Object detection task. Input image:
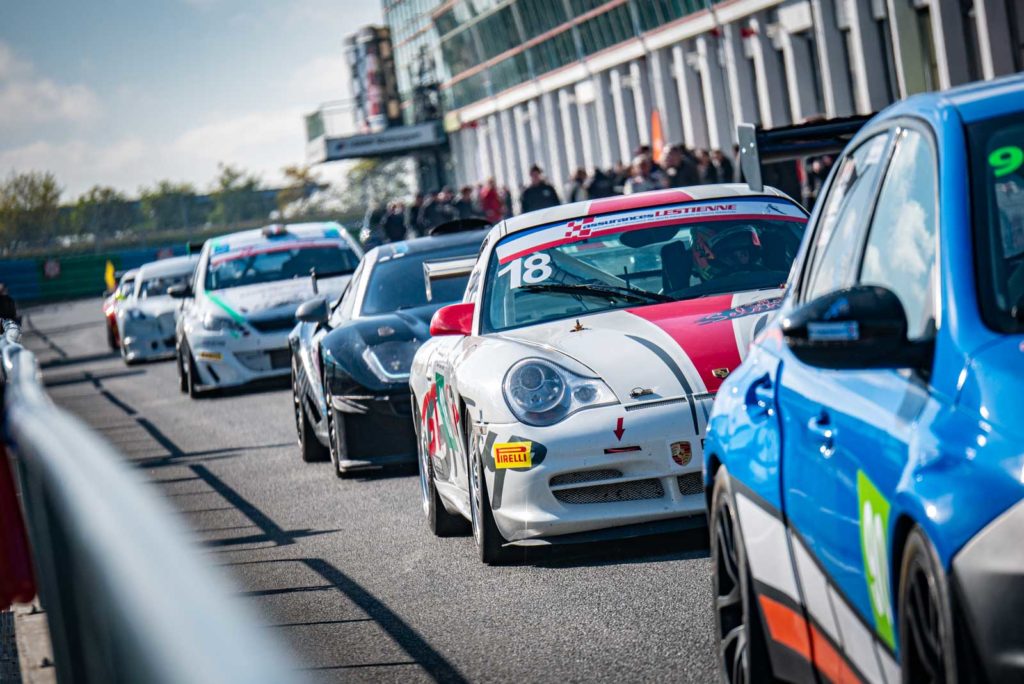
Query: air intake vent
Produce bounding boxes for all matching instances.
[550,469,622,487]
[553,478,664,504]
[677,473,703,497]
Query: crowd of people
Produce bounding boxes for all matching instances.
[361,142,833,246]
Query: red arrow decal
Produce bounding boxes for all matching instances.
[613,417,625,441]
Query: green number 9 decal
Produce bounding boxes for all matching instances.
[989,145,1023,178]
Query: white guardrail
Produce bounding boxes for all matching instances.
[0,334,303,684]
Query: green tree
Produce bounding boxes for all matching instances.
[209,164,268,226]
[139,181,207,231]
[275,164,323,215]
[340,158,409,214]
[70,185,139,236]
[0,171,62,250]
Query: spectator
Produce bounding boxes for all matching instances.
[453,185,478,219]
[500,186,513,218]
[801,156,832,208]
[380,201,408,242]
[585,168,617,199]
[479,178,504,224]
[624,154,665,194]
[712,149,735,186]
[519,165,560,214]
[611,161,630,194]
[696,149,716,184]
[662,144,699,187]
[418,188,459,232]
[564,168,589,203]
[406,193,427,236]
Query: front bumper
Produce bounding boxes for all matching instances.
[188,328,291,389]
[480,400,707,543]
[330,390,416,468]
[121,316,177,361]
[952,498,1024,684]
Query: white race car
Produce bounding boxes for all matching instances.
[173,223,362,397]
[411,186,808,563]
[118,255,198,364]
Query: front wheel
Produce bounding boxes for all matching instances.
[898,527,957,684]
[176,344,188,393]
[467,418,509,565]
[292,360,328,463]
[416,404,467,536]
[325,401,351,478]
[710,466,774,683]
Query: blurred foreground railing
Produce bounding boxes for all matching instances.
[0,337,302,683]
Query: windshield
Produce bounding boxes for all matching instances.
[970,114,1024,333]
[204,241,359,291]
[361,244,478,316]
[138,272,191,299]
[482,198,807,332]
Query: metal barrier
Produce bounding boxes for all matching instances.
[0,338,303,683]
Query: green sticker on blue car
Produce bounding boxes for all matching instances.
[858,470,895,650]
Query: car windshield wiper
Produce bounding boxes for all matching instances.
[520,283,673,304]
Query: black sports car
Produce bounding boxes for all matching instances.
[288,228,487,476]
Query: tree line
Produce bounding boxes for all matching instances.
[0,163,333,254]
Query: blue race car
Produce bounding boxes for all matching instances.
[704,74,1024,684]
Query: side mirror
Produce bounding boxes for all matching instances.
[430,302,474,337]
[782,285,932,370]
[295,297,329,325]
[167,284,192,299]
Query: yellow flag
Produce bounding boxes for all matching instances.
[104,260,116,292]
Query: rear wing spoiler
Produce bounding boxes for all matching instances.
[738,115,873,192]
[423,255,477,302]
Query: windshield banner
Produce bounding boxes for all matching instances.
[495,198,806,264]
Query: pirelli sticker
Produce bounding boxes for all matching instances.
[493,442,532,470]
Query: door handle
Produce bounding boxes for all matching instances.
[807,412,836,458]
[744,374,774,418]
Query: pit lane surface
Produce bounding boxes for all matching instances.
[22,298,717,683]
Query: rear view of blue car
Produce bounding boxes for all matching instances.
[704,75,1024,684]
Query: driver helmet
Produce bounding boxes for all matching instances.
[691,224,762,280]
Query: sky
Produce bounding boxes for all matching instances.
[0,0,383,200]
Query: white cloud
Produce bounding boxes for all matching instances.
[0,41,101,132]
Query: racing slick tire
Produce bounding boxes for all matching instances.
[415,404,468,537]
[325,404,353,478]
[710,466,774,684]
[183,343,202,399]
[292,362,329,464]
[898,527,957,684]
[176,344,188,393]
[106,321,118,350]
[466,416,509,565]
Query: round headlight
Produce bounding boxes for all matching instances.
[506,361,566,414]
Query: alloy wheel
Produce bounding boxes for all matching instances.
[714,491,749,683]
[904,559,944,682]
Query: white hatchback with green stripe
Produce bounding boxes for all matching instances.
[175,222,362,396]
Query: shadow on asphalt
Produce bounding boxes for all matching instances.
[521,527,710,568]
[190,377,291,400]
[222,557,470,683]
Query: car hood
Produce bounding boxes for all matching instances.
[205,275,351,318]
[960,335,1024,439]
[498,290,784,402]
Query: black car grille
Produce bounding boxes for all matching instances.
[248,315,297,333]
[550,469,623,486]
[269,349,291,369]
[553,478,665,504]
[677,473,703,496]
